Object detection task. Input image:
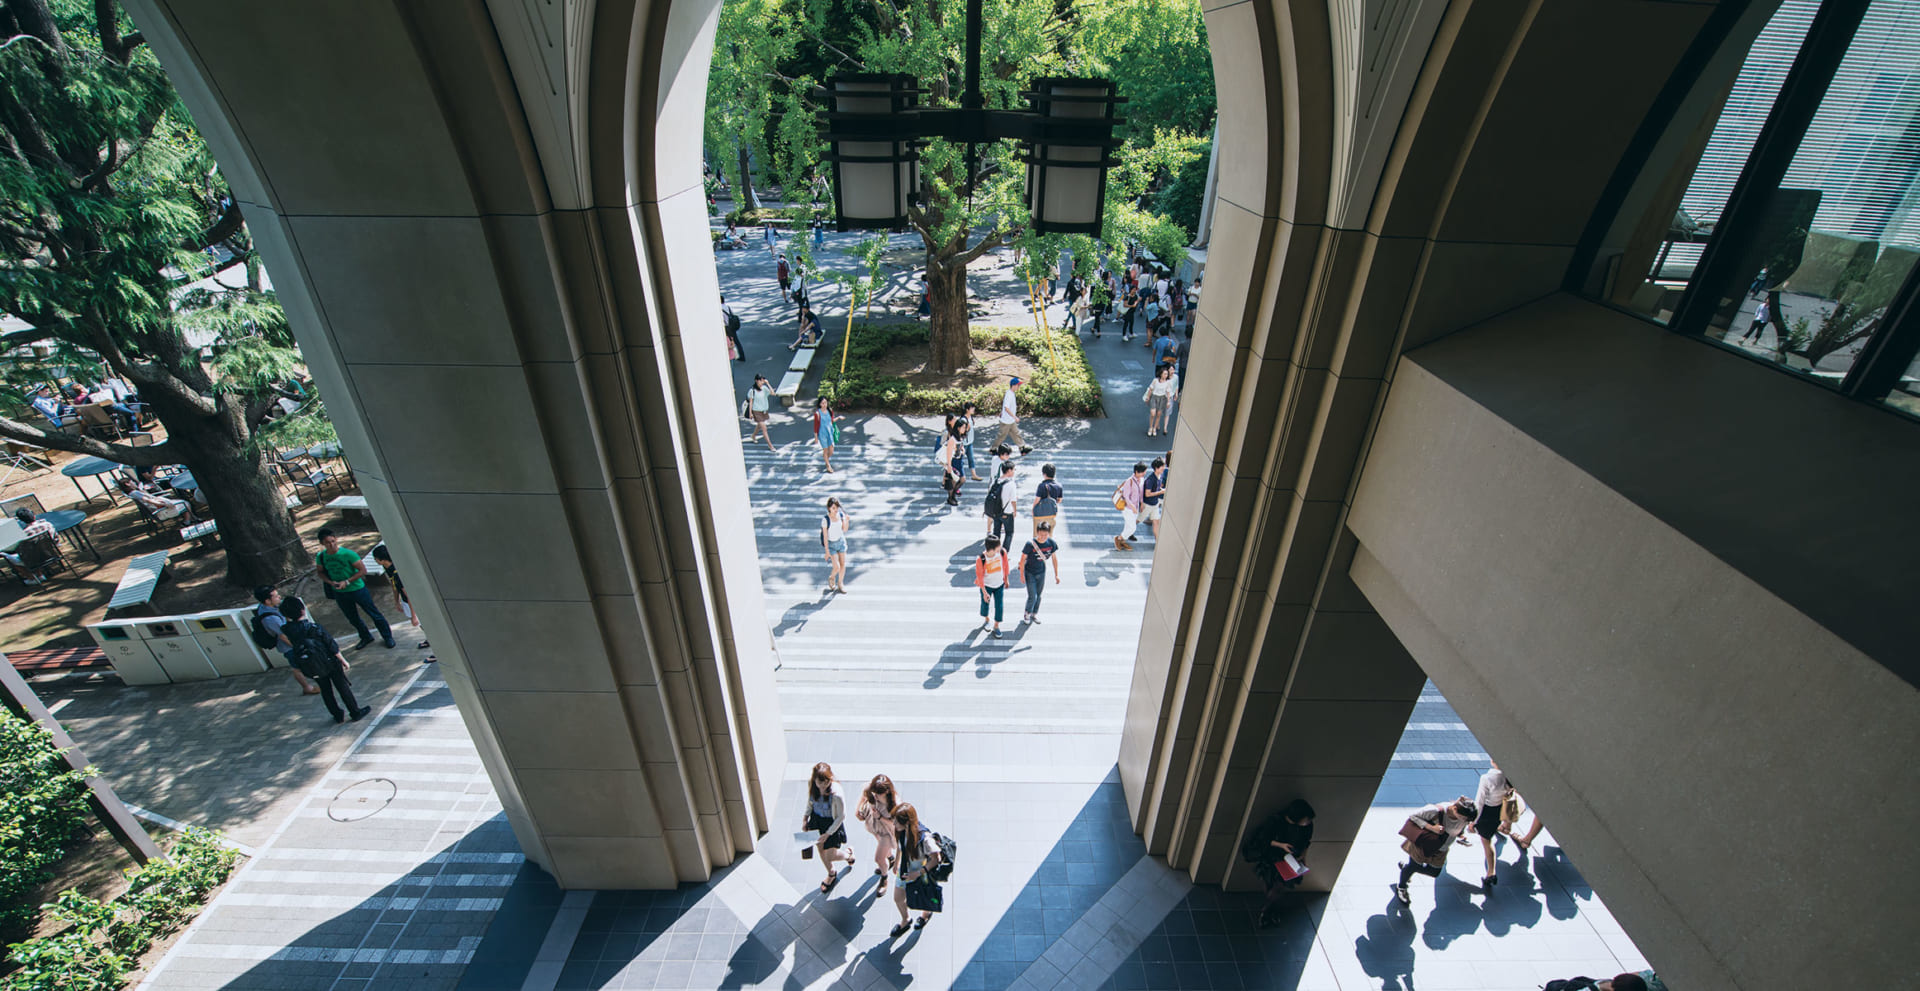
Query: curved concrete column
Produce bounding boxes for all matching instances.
[124,0,782,888]
[1122,0,1734,896]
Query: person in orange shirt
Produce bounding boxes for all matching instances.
[973,535,1011,638]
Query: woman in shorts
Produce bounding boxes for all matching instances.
[821,496,852,593]
[1143,365,1179,437]
[805,762,853,893]
[746,374,776,452]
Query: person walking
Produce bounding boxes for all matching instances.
[314,528,395,650]
[939,419,969,506]
[1016,522,1061,624]
[1144,365,1179,437]
[1394,796,1476,905]
[1739,297,1771,343]
[1120,283,1139,342]
[1152,326,1180,370]
[821,497,852,594]
[721,296,745,362]
[992,377,1033,454]
[984,461,1017,549]
[812,216,825,249]
[1061,276,1082,331]
[746,374,776,452]
[1141,457,1167,542]
[370,544,435,663]
[856,774,900,894]
[252,585,319,695]
[1112,462,1147,551]
[887,803,944,939]
[974,535,1011,638]
[1071,287,1090,336]
[1030,463,1063,536]
[959,402,983,481]
[812,397,842,473]
[804,762,854,893]
[279,595,371,724]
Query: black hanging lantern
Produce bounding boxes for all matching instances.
[819,73,923,231]
[1021,78,1123,236]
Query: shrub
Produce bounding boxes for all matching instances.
[0,712,92,940]
[818,324,1103,417]
[2,829,240,991]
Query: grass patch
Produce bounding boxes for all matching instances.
[818,324,1102,417]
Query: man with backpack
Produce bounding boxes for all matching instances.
[252,585,318,696]
[776,253,792,301]
[1543,973,1656,991]
[984,461,1017,549]
[278,595,370,723]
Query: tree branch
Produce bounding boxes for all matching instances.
[0,415,173,467]
[183,199,244,252]
[961,223,1020,265]
[92,0,142,62]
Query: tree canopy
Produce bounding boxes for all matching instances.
[0,0,325,584]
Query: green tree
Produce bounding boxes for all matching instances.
[0,0,321,585]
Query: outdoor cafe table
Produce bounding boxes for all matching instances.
[60,455,122,506]
[39,509,99,561]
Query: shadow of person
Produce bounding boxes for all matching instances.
[926,632,987,688]
[771,592,833,637]
[1081,549,1128,587]
[721,887,857,991]
[1353,899,1419,990]
[1535,846,1585,921]
[1420,874,1484,951]
[1481,861,1544,937]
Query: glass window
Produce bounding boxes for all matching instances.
[1694,1,1920,384]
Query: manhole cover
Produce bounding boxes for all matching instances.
[328,778,397,822]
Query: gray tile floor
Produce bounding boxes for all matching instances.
[135,229,1654,990]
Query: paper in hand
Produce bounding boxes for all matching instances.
[1277,854,1308,881]
[794,830,820,849]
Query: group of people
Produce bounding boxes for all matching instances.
[1393,761,1549,904]
[802,763,950,940]
[29,376,145,434]
[251,528,434,724]
[1052,263,1195,345]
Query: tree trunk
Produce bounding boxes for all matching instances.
[736,144,760,212]
[927,257,972,375]
[143,392,308,587]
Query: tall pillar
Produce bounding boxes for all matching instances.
[126,0,782,888]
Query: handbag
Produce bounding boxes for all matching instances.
[903,877,943,913]
[1112,491,1128,512]
[1400,817,1445,856]
[1501,794,1522,826]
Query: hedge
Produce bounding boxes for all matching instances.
[817,323,1103,417]
[3,829,240,991]
[0,712,92,942]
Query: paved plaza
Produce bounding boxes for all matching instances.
[29,230,1652,990]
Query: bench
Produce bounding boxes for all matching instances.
[327,494,371,520]
[106,550,171,614]
[776,347,818,406]
[179,520,220,549]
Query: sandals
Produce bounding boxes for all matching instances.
[820,866,845,894]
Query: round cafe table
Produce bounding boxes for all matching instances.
[39,508,99,561]
[59,455,122,506]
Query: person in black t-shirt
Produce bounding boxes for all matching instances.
[1016,523,1062,624]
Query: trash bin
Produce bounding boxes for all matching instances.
[138,619,217,682]
[86,618,170,686]
[187,609,267,677]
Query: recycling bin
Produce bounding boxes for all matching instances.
[187,609,267,677]
[138,619,217,682]
[86,618,170,686]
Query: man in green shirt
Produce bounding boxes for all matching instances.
[314,527,394,650]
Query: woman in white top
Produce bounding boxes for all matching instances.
[804,762,853,893]
[1473,762,1515,891]
[959,402,983,481]
[820,497,852,593]
[856,774,900,894]
[1143,365,1179,437]
[745,374,776,452]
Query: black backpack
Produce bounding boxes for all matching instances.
[1542,980,1602,991]
[249,608,281,650]
[929,831,957,881]
[724,307,741,333]
[982,478,1007,516]
[284,621,333,679]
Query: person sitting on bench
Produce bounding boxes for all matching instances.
[789,305,822,351]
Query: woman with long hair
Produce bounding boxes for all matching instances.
[939,419,969,506]
[821,497,852,594]
[959,402,983,481]
[1143,364,1179,437]
[805,762,853,893]
[888,802,943,938]
[746,374,776,452]
[856,774,900,894]
[812,397,842,473]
